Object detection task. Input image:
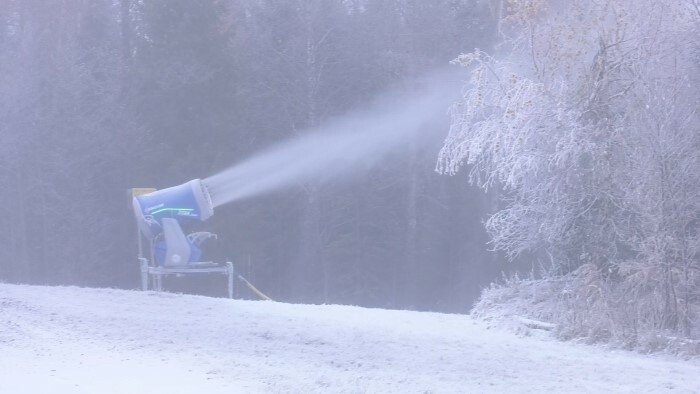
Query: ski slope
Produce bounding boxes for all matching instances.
[0,283,698,393]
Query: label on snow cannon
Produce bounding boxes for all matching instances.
[132,179,214,239]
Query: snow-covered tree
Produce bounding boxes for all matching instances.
[439,1,628,272]
[613,14,700,334]
[440,0,700,343]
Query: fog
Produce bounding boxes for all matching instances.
[0,0,503,312]
[2,0,698,363]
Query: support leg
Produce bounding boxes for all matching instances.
[226,261,234,299]
[139,258,149,291]
[155,270,163,292]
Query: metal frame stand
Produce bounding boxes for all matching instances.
[140,258,235,298]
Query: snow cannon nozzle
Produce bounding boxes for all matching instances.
[132,179,214,239]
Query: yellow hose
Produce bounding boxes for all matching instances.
[237,274,272,301]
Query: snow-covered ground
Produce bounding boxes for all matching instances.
[1,283,698,393]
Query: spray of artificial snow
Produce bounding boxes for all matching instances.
[202,70,460,208]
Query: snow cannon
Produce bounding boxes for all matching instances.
[132,179,215,266]
[133,179,214,239]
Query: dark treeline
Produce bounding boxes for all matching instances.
[0,0,506,312]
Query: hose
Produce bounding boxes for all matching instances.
[236,273,272,301]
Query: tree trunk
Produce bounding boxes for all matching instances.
[292,3,325,302]
[120,0,132,63]
[403,152,419,308]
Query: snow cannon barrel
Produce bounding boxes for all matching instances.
[132,179,214,239]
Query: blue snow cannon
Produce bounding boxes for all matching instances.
[133,179,215,266]
[132,179,214,239]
